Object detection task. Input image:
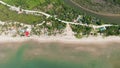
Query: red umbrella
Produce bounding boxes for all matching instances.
[25,31,30,37]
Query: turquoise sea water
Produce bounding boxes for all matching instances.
[0,42,120,68]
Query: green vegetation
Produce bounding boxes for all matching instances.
[2,0,79,21]
[2,0,61,9]
[103,26,120,36]
[71,25,93,38]
[0,0,108,25]
[0,4,45,24]
[31,17,66,36]
[0,17,67,36]
[0,0,120,37]
[73,0,120,14]
[105,0,120,4]
[81,15,104,25]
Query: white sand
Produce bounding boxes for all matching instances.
[0,35,119,43]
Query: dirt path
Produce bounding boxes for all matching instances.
[0,0,116,29]
[70,0,120,17]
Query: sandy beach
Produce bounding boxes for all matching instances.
[0,35,119,44]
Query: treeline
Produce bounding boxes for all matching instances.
[103,26,120,36]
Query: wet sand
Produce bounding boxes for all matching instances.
[0,40,120,68]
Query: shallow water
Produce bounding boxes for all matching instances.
[0,41,120,68]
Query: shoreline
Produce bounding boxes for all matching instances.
[0,36,120,43]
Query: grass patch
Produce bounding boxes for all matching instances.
[0,3,45,24]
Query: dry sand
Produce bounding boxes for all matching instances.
[0,36,119,44]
